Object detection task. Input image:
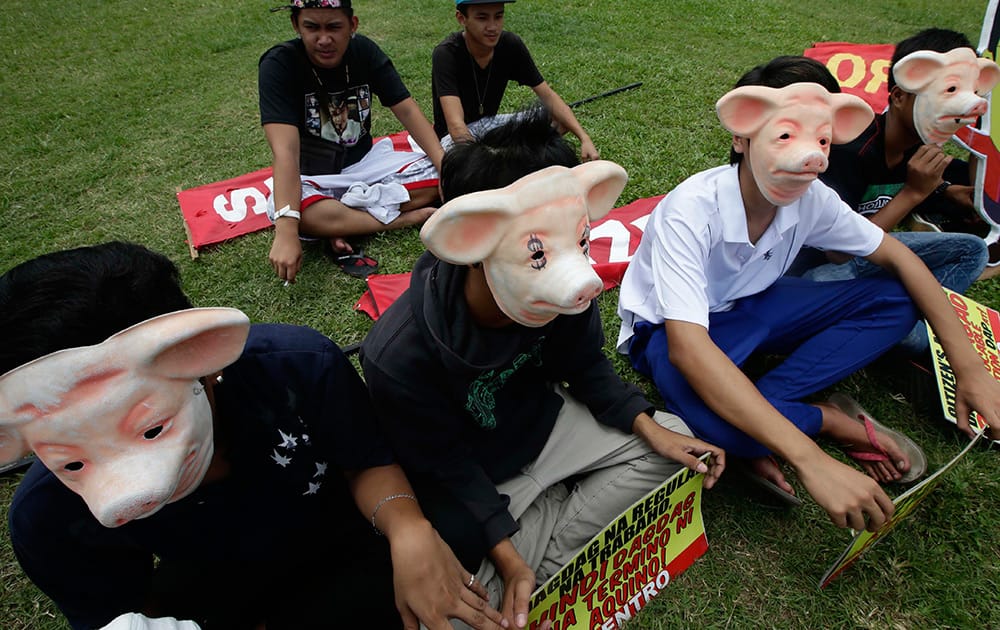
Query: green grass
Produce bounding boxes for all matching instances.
[2,0,1000,628]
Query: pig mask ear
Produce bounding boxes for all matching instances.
[829,93,875,143]
[120,308,251,380]
[893,50,948,93]
[976,57,1000,95]
[0,308,250,468]
[420,191,518,265]
[571,160,629,222]
[716,85,779,137]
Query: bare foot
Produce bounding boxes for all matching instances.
[815,402,909,483]
[329,237,353,256]
[749,455,795,495]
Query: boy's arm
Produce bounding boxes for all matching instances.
[631,413,726,488]
[263,122,304,283]
[390,97,445,173]
[439,94,474,143]
[530,82,599,162]
[664,318,895,531]
[347,464,505,630]
[865,144,952,232]
[866,235,1000,439]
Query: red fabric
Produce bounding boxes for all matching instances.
[176,167,275,249]
[176,131,430,250]
[355,195,665,321]
[803,42,895,113]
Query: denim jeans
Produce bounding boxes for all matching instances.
[799,231,987,355]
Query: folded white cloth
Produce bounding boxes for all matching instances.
[99,612,201,630]
[340,181,411,224]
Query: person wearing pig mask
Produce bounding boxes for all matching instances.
[801,28,998,312]
[361,109,724,630]
[0,242,505,630]
[618,56,1000,533]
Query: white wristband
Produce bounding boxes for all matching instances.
[274,205,301,221]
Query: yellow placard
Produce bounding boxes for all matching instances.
[526,454,710,630]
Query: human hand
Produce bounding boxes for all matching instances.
[390,520,505,630]
[796,455,895,531]
[905,144,952,199]
[579,138,600,162]
[633,415,726,489]
[943,183,975,210]
[268,230,303,284]
[497,554,536,629]
[953,367,1000,441]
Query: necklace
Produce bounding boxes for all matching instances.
[470,55,493,116]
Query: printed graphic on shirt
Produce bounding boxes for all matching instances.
[857,182,904,215]
[304,84,371,147]
[466,338,545,429]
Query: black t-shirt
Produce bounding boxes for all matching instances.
[820,112,970,218]
[431,31,544,138]
[259,36,410,174]
[9,325,398,629]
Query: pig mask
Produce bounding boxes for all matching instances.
[893,47,1000,145]
[717,83,873,206]
[0,308,250,528]
[421,161,628,327]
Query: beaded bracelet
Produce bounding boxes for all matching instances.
[371,493,417,535]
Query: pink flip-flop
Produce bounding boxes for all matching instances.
[828,392,928,484]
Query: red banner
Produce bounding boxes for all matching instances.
[803,42,894,113]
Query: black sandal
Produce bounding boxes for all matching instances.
[335,249,379,278]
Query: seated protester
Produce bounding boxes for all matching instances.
[0,242,503,630]
[617,56,1000,533]
[432,0,599,160]
[793,30,1000,340]
[361,109,724,630]
[261,0,446,283]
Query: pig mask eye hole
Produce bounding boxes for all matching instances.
[531,250,545,261]
[819,138,829,146]
[779,133,791,140]
[144,425,164,440]
[64,461,84,472]
[947,86,957,93]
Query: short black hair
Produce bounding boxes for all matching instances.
[0,242,193,375]
[728,55,841,164]
[440,106,579,202]
[889,28,974,91]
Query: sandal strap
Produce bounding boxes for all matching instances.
[845,415,890,462]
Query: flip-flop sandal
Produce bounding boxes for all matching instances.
[335,250,379,278]
[828,392,928,484]
[731,457,803,506]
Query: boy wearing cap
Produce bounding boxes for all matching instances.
[618,56,1000,533]
[432,1,599,161]
[260,0,446,283]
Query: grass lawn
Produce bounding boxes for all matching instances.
[2,0,999,628]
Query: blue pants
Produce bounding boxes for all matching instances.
[628,276,919,457]
[797,231,987,355]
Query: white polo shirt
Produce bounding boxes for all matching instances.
[616,164,885,352]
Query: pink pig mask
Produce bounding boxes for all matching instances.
[421,161,628,327]
[0,308,250,528]
[717,83,874,206]
[893,47,1000,145]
